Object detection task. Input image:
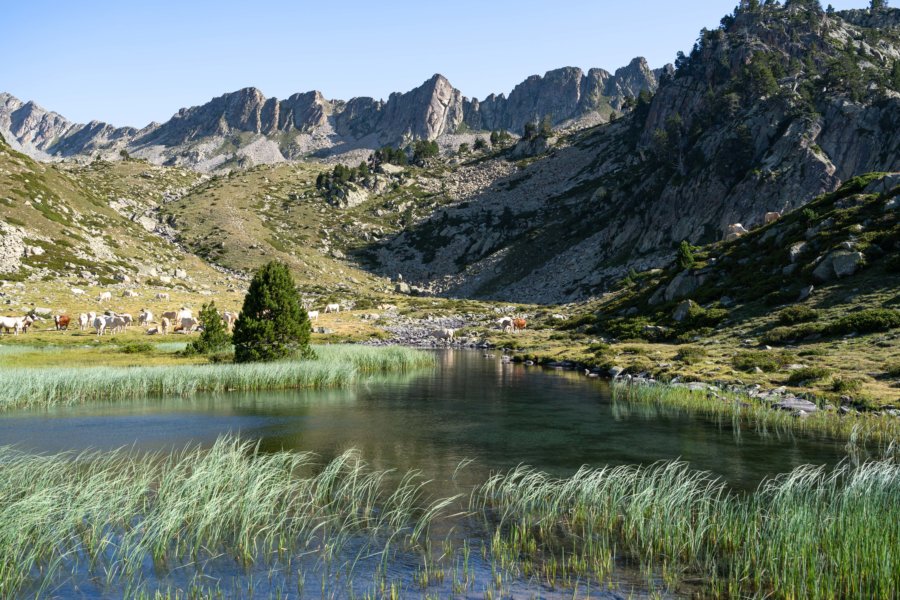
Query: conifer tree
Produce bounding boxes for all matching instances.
[233,261,312,363]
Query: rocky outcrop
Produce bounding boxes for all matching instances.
[462,61,659,132]
[0,222,26,273]
[369,7,900,303]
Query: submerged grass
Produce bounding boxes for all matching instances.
[0,437,456,598]
[0,344,433,411]
[2,435,899,598]
[611,380,900,446]
[476,456,900,599]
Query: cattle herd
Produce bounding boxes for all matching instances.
[0,293,342,339]
[1,293,530,343]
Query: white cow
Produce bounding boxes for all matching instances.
[122,290,139,298]
[98,292,112,303]
[160,317,171,335]
[432,328,456,342]
[156,293,170,301]
[71,288,86,296]
[307,310,319,321]
[176,307,193,321]
[498,317,513,333]
[78,313,90,331]
[138,309,154,326]
[93,316,108,336]
[324,303,340,314]
[120,313,134,328]
[222,310,238,331]
[178,317,198,333]
[0,315,32,335]
[108,315,128,334]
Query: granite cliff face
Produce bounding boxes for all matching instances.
[367,5,900,302]
[0,59,660,170]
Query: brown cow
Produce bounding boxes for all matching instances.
[54,314,71,331]
[512,318,527,333]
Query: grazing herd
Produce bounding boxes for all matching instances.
[2,294,342,340]
[497,317,527,333]
[3,289,532,346]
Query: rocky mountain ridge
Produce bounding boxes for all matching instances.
[0,58,661,171]
[365,5,900,302]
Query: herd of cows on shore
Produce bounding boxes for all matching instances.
[0,291,530,341]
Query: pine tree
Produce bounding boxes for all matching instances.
[186,301,231,356]
[678,240,696,270]
[232,261,312,363]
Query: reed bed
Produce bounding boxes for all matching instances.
[0,437,455,598]
[612,380,900,446]
[475,457,900,599]
[0,344,434,411]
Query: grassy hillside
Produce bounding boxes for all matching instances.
[519,173,900,406]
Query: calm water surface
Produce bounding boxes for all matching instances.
[1,349,846,492]
[0,350,853,598]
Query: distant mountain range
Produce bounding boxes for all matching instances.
[0,58,664,171]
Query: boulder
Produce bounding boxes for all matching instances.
[788,241,806,263]
[23,245,45,257]
[832,251,864,278]
[798,285,814,301]
[664,270,702,302]
[672,299,695,323]
[772,397,818,414]
[174,268,187,279]
[812,254,835,282]
[395,282,411,294]
[648,286,666,306]
[609,366,625,379]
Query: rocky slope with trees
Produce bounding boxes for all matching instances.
[366,2,900,302]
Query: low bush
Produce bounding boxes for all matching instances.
[603,317,655,341]
[761,322,824,345]
[832,377,864,393]
[764,289,798,307]
[120,342,154,354]
[682,305,729,329]
[588,342,611,355]
[827,309,900,336]
[798,348,827,357]
[558,313,597,331]
[786,367,832,386]
[676,346,707,365]
[733,350,795,373]
[778,305,820,325]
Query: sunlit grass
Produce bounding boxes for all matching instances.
[0,345,434,411]
[0,437,456,598]
[612,380,900,446]
[476,455,900,599]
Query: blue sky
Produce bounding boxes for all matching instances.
[2,0,873,127]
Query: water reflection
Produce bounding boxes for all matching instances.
[0,350,847,491]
